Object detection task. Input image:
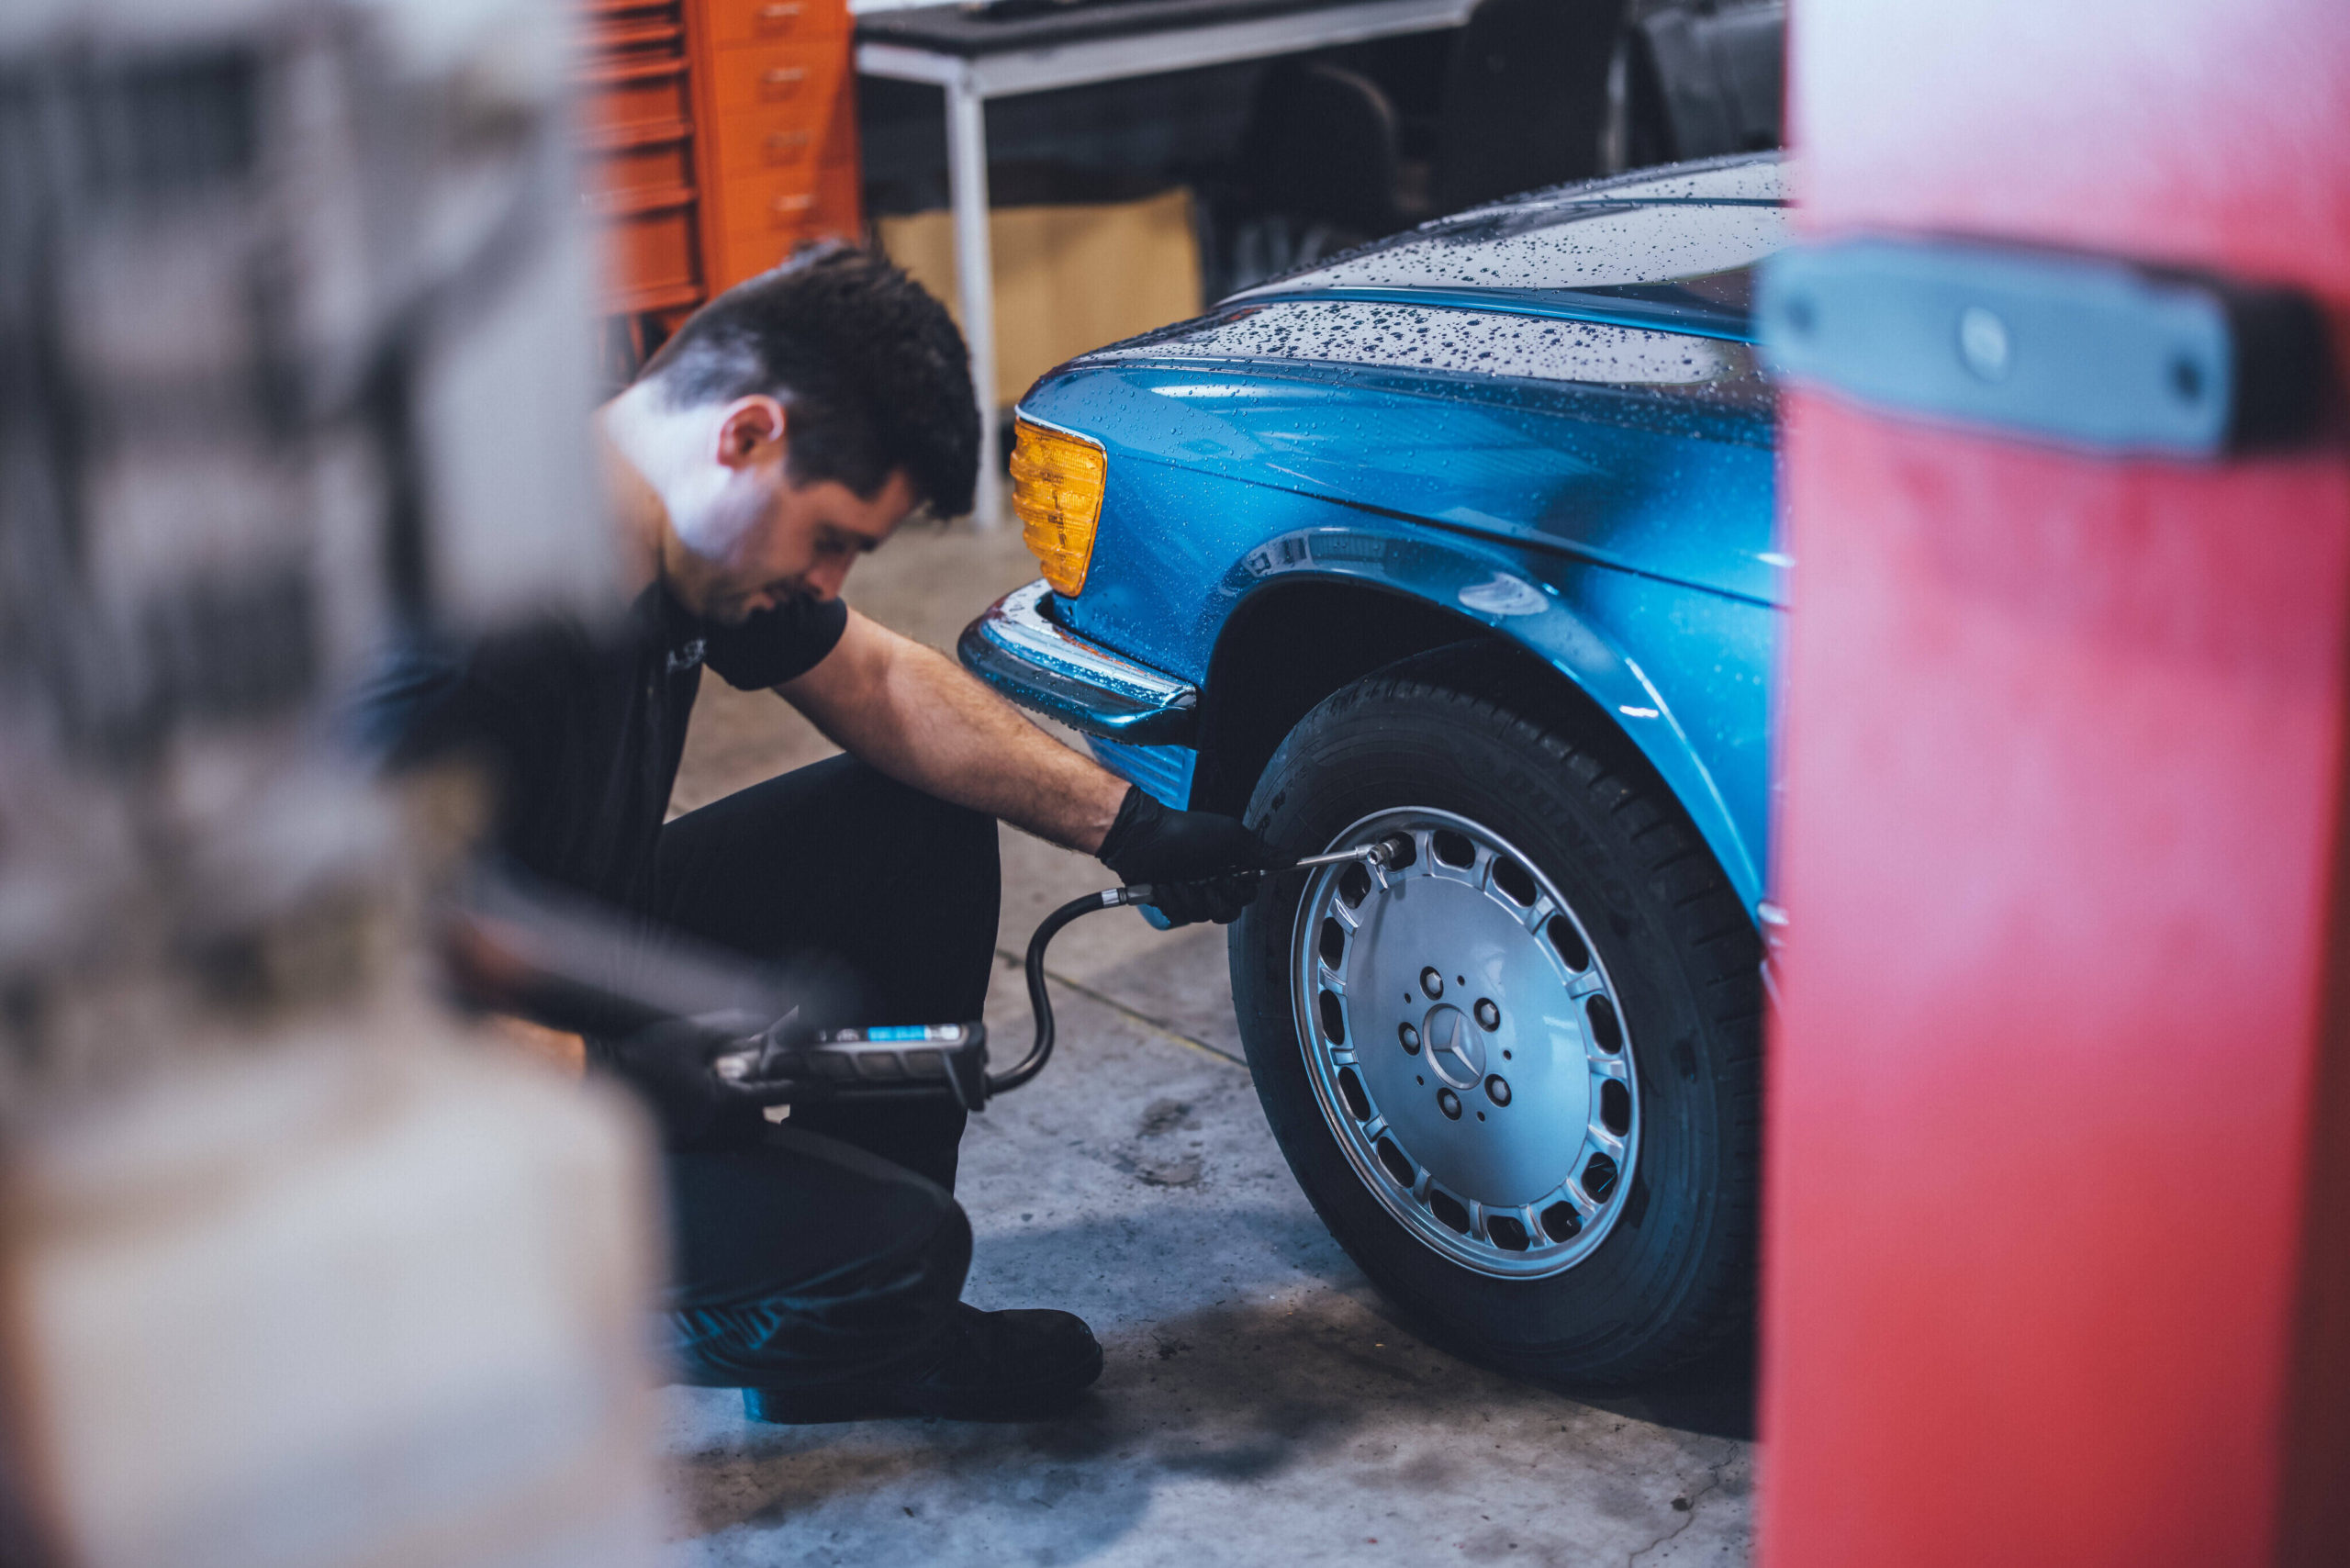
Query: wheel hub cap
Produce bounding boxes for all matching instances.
[1422,1004,1482,1088]
[1291,808,1640,1278]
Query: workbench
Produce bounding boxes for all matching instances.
[854,0,1479,522]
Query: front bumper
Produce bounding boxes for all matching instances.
[957,578,1199,745]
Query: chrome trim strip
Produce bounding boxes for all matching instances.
[957,578,1199,745]
[1011,406,1105,446]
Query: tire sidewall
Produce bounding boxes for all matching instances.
[1232,675,1740,1378]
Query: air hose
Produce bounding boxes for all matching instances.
[708,837,1411,1112]
[989,883,1158,1096]
[990,832,1410,1099]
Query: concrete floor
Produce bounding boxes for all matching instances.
[659,521,1756,1567]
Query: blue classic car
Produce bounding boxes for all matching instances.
[962,153,1785,1385]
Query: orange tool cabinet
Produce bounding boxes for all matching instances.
[572,0,864,361]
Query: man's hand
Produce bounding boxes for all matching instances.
[1096,785,1274,926]
[596,1008,814,1148]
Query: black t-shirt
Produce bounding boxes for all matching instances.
[352,584,848,912]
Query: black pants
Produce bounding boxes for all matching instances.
[645,755,1000,1391]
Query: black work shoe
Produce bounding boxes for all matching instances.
[742,1303,1103,1425]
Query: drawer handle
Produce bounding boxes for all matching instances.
[772,194,815,216]
[759,4,803,18]
[766,130,811,151]
[763,67,807,85]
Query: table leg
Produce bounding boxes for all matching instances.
[944,72,1001,527]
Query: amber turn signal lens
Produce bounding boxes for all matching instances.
[1009,416,1106,597]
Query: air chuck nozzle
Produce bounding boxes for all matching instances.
[1287,834,1420,874]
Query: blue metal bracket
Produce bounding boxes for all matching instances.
[1756,236,2328,459]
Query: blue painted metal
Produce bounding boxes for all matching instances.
[1032,480,1775,913]
[960,158,1790,917]
[1032,357,1778,608]
[1086,736,1198,811]
[1758,236,2331,458]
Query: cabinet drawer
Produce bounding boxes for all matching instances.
[721,161,858,238]
[714,164,858,284]
[707,0,844,50]
[592,194,703,311]
[739,121,815,172]
[576,0,680,19]
[580,56,693,134]
[707,39,845,113]
[578,16,686,55]
[581,129,696,200]
[725,171,823,234]
[709,91,852,182]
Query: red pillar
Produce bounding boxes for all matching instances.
[1760,5,2350,1565]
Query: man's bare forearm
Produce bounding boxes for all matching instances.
[780,610,1130,854]
[858,640,1129,851]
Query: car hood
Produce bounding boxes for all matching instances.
[1225,152,1789,341]
[1026,355,1779,606]
[1030,156,1789,607]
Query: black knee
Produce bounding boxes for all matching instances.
[662,1157,973,1391]
[807,1166,971,1363]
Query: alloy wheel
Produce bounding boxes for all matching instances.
[1290,808,1640,1278]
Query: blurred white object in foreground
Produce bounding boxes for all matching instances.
[7,1025,662,1568]
[0,0,660,1562]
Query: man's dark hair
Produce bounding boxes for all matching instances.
[639,241,979,519]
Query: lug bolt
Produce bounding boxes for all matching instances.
[1438,1088,1462,1120]
[1421,968,1444,999]
[1398,1023,1421,1054]
[1485,1075,1511,1107]
[1474,998,1500,1030]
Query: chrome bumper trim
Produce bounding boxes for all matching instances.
[957,578,1199,745]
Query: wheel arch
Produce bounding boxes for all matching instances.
[1189,571,1764,917]
[1190,577,1491,818]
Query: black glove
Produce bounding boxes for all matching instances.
[1096,785,1274,926]
[592,1007,811,1149]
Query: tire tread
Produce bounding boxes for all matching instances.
[1238,661,1762,1386]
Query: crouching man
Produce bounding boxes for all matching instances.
[358,244,1268,1421]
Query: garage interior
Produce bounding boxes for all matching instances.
[0,2,2344,1567]
[660,522,1752,1562]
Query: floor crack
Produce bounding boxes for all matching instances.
[995,946,1250,1070]
[1626,1449,1733,1567]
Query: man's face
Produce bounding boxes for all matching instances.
[664,395,918,625]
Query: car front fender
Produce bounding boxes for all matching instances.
[1203,525,1772,918]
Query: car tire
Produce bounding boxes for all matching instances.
[1229,647,1762,1386]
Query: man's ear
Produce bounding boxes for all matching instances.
[713,395,789,471]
